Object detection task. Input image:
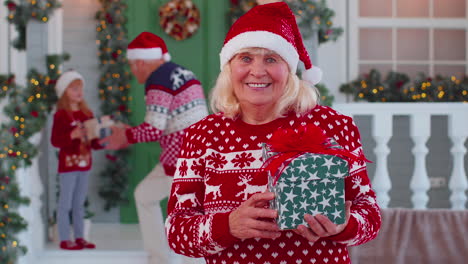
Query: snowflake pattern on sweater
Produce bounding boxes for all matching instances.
[126,62,208,176]
[166,105,381,264]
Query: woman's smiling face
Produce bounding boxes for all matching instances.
[229,48,289,113]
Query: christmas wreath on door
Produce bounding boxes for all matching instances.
[159,0,201,41]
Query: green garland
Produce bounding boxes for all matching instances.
[340,69,468,102]
[316,83,334,106]
[0,75,16,100]
[95,0,132,210]
[229,0,343,44]
[4,0,61,50]
[0,54,69,264]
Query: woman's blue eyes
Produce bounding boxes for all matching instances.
[240,56,276,63]
[241,56,252,62]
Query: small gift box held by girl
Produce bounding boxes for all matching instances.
[51,70,103,250]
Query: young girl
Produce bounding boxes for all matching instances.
[51,70,102,250]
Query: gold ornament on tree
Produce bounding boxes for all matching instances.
[159,0,201,41]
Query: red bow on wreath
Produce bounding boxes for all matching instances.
[263,124,370,185]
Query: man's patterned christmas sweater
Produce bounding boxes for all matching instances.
[126,61,208,176]
[166,105,381,264]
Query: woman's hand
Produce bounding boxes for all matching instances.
[229,192,281,240]
[294,201,352,242]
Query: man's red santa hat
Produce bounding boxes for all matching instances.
[220,2,322,85]
[127,32,171,61]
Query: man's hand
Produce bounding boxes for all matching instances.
[99,125,130,150]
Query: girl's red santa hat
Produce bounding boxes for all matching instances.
[55,70,85,98]
[220,2,322,85]
[127,32,171,61]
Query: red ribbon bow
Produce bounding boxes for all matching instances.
[263,124,369,185]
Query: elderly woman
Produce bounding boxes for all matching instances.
[166,2,381,264]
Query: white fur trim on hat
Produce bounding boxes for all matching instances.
[220,31,299,73]
[127,48,171,61]
[302,66,323,85]
[55,71,85,98]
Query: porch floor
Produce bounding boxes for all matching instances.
[40,223,148,264]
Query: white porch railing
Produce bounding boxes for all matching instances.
[334,102,468,210]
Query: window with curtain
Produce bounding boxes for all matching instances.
[349,0,467,79]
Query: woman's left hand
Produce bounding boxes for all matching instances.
[293,201,352,242]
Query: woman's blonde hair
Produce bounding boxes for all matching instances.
[210,48,320,119]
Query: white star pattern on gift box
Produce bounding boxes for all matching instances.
[271,152,349,229]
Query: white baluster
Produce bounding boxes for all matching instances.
[18,132,45,264]
[409,114,431,209]
[371,113,393,208]
[9,23,27,86]
[448,112,468,210]
[0,2,8,74]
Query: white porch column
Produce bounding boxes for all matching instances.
[16,133,44,264]
[17,19,50,264]
[48,3,63,54]
[8,24,27,86]
[0,2,9,124]
[448,112,468,210]
[409,114,431,209]
[371,113,393,208]
[0,3,8,74]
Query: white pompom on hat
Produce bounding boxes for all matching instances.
[219,2,322,85]
[55,70,85,98]
[127,32,171,61]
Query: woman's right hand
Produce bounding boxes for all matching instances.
[229,191,281,240]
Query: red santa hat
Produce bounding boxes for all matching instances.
[55,70,85,98]
[220,2,322,85]
[127,32,171,61]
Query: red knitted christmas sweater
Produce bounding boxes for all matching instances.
[166,105,381,264]
[51,109,102,173]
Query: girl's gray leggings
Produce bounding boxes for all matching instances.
[57,170,89,241]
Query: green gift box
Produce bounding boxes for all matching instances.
[263,144,348,230]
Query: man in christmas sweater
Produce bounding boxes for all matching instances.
[166,2,380,264]
[101,32,208,264]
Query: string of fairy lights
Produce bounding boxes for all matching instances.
[340,69,468,102]
[95,0,132,211]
